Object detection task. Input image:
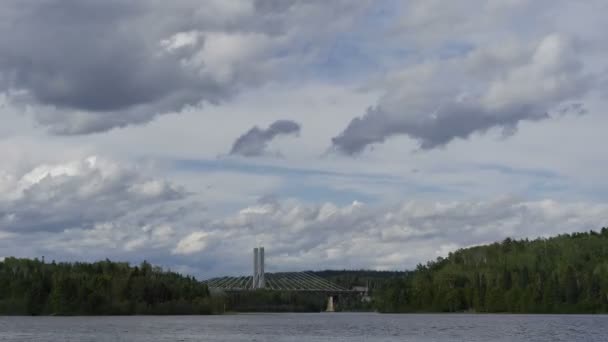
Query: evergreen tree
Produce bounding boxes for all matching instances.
[0,258,222,315]
[376,229,608,313]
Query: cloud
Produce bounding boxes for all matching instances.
[0,0,607,281]
[332,34,595,155]
[168,197,608,275]
[0,156,185,232]
[393,0,552,48]
[229,120,301,157]
[1,159,607,277]
[173,232,211,255]
[0,0,369,134]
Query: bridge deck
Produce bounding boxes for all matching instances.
[204,272,360,293]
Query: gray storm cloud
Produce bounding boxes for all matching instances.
[332,34,595,155]
[0,0,368,135]
[0,1,208,134]
[230,120,301,157]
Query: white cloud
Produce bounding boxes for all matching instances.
[173,232,211,255]
[1,180,607,277]
[160,197,608,275]
[160,31,202,52]
[0,156,184,232]
[482,34,589,110]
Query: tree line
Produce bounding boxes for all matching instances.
[0,258,223,315]
[3,228,608,315]
[376,228,608,313]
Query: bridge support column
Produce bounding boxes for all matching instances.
[326,296,335,312]
[259,247,265,289]
[253,248,259,289]
[253,247,265,289]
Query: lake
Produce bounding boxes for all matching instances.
[0,313,607,341]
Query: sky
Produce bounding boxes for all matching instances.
[1,0,608,278]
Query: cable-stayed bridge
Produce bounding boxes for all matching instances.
[204,247,363,294]
[205,271,354,293]
[204,247,366,311]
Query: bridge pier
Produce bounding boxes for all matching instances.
[326,296,335,312]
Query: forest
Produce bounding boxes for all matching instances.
[0,258,222,315]
[376,228,608,313]
[2,228,608,315]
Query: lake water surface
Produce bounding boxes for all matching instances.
[1,313,607,341]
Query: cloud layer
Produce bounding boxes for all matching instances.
[1,1,607,279]
[3,161,607,277]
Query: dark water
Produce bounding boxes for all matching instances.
[1,313,607,341]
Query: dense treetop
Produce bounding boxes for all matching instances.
[3,228,608,315]
[376,228,608,313]
[0,258,221,315]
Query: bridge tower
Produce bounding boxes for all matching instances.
[253,247,259,288]
[259,247,265,288]
[252,247,265,289]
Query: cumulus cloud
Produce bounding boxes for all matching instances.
[0,156,184,232]
[169,197,608,275]
[0,0,369,134]
[229,120,301,157]
[1,175,607,277]
[332,34,595,155]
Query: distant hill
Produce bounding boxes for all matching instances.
[376,228,608,313]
